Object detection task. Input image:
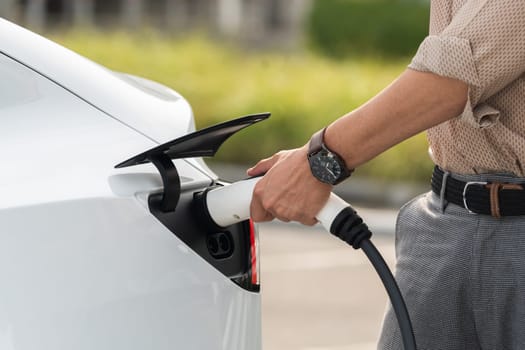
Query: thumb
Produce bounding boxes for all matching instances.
[246,154,281,177]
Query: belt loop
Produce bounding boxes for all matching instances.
[439,170,450,213]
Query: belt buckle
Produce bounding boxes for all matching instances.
[463,181,487,214]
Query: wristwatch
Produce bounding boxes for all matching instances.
[307,127,353,185]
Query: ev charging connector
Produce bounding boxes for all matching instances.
[195,177,417,350]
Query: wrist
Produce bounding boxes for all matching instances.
[323,124,352,168]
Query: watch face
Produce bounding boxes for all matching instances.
[309,152,343,184]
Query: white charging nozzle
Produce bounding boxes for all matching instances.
[204,178,259,228]
[200,177,350,231]
[315,192,351,232]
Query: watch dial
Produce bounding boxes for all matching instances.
[310,153,342,184]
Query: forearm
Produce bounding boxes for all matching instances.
[248,69,468,224]
[324,69,468,169]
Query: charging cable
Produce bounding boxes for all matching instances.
[196,177,417,350]
[326,205,416,350]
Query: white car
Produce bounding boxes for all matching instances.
[0,18,263,350]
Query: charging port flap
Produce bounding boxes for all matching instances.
[114,113,270,212]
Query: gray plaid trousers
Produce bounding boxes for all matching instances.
[378,186,525,350]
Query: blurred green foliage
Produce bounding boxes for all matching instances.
[307,0,430,58]
[53,31,433,182]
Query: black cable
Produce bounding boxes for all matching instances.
[360,239,417,350]
[329,207,417,350]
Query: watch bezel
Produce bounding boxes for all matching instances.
[307,127,353,185]
[308,146,351,185]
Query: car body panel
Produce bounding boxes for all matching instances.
[0,52,209,210]
[0,20,261,350]
[0,197,261,350]
[0,18,194,145]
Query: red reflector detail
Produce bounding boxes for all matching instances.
[249,219,259,286]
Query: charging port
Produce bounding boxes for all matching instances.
[206,231,234,259]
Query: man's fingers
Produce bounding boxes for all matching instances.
[300,217,318,226]
[273,213,291,223]
[246,151,285,177]
[246,159,272,177]
[250,187,274,222]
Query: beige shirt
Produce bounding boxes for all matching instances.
[409,0,525,176]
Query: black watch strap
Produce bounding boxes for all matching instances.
[308,127,325,156]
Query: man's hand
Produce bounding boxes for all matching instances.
[247,144,332,226]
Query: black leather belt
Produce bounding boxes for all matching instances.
[431,166,525,218]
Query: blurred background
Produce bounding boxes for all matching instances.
[0,0,433,184]
[0,1,431,348]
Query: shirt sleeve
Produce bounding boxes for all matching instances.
[409,0,525,128]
